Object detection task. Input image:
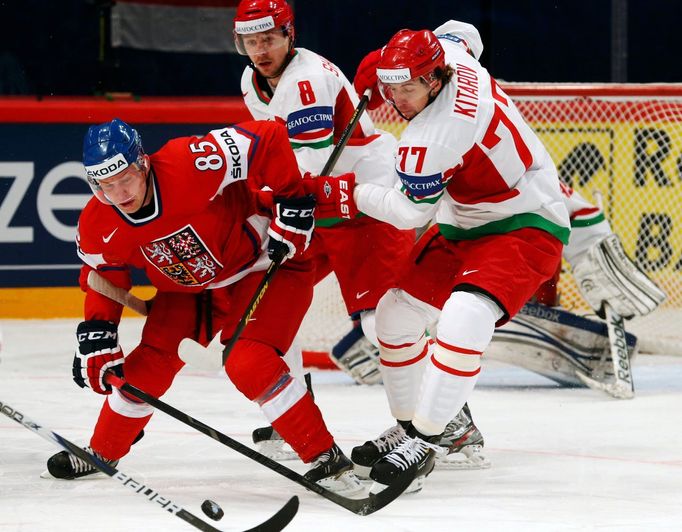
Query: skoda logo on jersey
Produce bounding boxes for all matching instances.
[235,16,275,35]
[286,106,333,136]
[84,153,129,180]
[218,129,242,180]
[377,68,412,84]
[397,169,444,197]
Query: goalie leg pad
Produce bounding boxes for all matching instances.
[489,302,638,386]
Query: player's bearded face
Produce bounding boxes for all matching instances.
[97,160,150,213]
[241,30,290,78]
[381,78,439,120]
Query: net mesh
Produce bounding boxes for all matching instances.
[298,84,682,355]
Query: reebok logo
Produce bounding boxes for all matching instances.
[102,228,118,243]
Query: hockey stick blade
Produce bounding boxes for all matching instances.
[105,373,415,515]
[575,371,635,400]
[0,397,298,532]
[179,337,224,371]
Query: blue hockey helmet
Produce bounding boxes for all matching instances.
[82,118,145,203]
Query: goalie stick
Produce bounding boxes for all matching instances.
[577,191,635,399]
[0,398,299,532]
[104,372,416,516]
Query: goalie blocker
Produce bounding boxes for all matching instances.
[571,234,665,320]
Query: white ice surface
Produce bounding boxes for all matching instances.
[1,318,681,532]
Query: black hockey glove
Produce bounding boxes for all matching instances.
[267,194,316,262]
[72,320,124,395]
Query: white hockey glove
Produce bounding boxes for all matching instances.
[571,234,666,319]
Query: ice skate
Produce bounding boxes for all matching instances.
[436,403,491,470]
[369,434,442,495]
[42,447,118,480]
[252,425,298,461]
[304,444,364,497]
[350,423,407,479]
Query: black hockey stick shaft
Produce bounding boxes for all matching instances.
[222,253,283,365]
[0,398,221,531]
[0,397,299,532]
[221,90,371,365]
[105,372,414,515]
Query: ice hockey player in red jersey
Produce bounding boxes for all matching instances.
[43,118,364,496]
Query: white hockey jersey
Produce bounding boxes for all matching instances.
[355,22,570,244]
[240,48,397,190]
[434,20,610,263]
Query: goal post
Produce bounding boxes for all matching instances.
[298,83,682,360]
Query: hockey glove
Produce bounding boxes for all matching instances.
[302,172,359,221]
[267,194,316,262]
[572,234,666,319]
[353,48,385,110]
[72,320,124,395]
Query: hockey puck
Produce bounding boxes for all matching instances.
[201,499,224,521]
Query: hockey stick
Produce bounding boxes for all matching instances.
[179,89,373,370]
[104,372,416,516]
[87,270,150,316]
[575,191,635,399]
[0,398,299,532]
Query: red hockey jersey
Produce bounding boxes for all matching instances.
[76,121,304,321]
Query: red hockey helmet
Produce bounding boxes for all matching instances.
[376,29,445,85]
[233,0,295,55]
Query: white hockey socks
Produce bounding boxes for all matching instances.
[375,289,440,422]
[412,291,501,437]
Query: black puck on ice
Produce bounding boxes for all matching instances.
[201,499,224,521]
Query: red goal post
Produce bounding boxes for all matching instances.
[298,83,682,363]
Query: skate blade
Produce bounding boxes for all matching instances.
[316,470,366,498]
[436,445,491,470]
[255,440,298,461]
[435,453,492,470]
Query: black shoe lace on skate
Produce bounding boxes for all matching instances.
[372,424,406,453]
[385,437,443,471]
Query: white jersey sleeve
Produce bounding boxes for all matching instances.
[561,185,613,267]
[241,49,397,186]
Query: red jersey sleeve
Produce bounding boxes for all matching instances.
[232,120,306,198]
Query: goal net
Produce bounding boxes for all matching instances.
[298,83,682,358]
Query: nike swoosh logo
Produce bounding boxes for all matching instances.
[462,269,478,276]
[356,290,370,299]
[242,92,248,97]
[102,228,118,243]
